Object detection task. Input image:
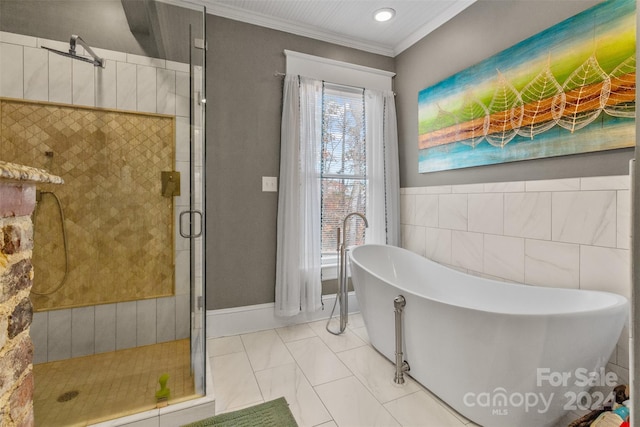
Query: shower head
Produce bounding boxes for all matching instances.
[41,46,105,67]
[41,35,106,68]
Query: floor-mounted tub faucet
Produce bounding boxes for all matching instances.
[393,295,410,384]
[327,212,368,335]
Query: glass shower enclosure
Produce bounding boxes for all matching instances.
[0,0,207,424]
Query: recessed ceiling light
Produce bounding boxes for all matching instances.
[374,8,395,22]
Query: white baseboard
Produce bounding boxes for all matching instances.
[206,292,359,338]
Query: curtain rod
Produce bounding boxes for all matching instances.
[274,71,396,96]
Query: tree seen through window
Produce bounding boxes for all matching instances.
[321,84,366,255]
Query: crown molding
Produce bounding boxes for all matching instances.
[191,0,476,58]
[392,0,476,56]
[156,0,206,12]
[201,1,396,57]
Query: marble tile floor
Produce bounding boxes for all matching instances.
[209,314,481,427]
[209,314,585,427]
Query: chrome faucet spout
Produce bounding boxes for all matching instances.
[341,212,368,249]
[327,212,368,336]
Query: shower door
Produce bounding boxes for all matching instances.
[0,0,208,423]
[183,9,207,395]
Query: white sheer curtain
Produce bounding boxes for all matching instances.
[275,77,399,317]
[365,89,400,246]
[275,75,323,317]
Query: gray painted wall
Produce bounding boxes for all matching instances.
[205,15,394,309]
[395,0,634,188]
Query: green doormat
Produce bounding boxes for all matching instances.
[181,397,298,427]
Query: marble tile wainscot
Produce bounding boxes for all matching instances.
[0,160,62,426]
[400,175,631,384]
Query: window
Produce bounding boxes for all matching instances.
[320,84,367,264]
[277,51,397,308]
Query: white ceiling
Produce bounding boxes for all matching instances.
[197,0,477,57]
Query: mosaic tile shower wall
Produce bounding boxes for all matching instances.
[0,98,175,310]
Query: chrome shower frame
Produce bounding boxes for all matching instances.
[41,34,106,68]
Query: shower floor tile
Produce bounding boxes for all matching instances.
[33,339,198,427]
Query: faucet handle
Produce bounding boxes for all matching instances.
[336,227,341,252]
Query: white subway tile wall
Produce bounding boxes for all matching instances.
[48,52,72,104]
[136,64,157,113]
[400,174,631,381]
[71,306,96,358]
[72,59,96,106]
[94,303,117,354]
[0,31,195,363]
[95,65,117,109]
[47,309,72,362]
[23,46,48,101]
[136,299,159,347]
[116,301,138,351]
[1,42,24,98]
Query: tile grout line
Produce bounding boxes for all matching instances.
[279,325,339,425]
[210,319,480,426]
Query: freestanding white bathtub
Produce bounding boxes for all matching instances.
[350,244,628,427]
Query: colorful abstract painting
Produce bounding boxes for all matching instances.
[418,0,635,173]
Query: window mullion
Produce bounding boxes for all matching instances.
[321,174,366,180]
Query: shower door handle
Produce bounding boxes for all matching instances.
[179,210,203,238]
